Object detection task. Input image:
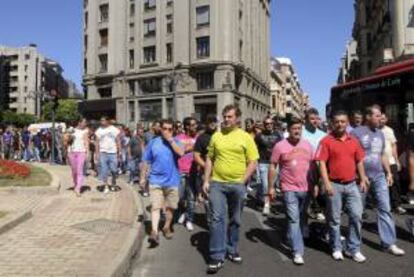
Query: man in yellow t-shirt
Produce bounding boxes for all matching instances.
[202,104,259,274]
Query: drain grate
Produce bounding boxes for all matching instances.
[71,218,130,234]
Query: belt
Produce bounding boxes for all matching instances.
[331,179,355,185]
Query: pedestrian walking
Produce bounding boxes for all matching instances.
[140,119,184,247]
[203,105,259,274]
[66,119,89,197]
[315,110,369,263]
[127,128,144,184]
[95,117,121,194]
[268,117,313,265]
[351,105,405,256]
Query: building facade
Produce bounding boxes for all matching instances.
[82,0,272,125]
[269,57,309,119]
[337,40,359,84]
[331,0,414,136]
[0,45,68,116]
[352,0,414,78]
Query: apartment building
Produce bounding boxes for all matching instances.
[82,0,272,125]
[0,45,68,116]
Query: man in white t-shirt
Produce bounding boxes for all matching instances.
[380,114,406,214]
[95,117,121,194]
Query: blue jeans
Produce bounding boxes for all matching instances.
[180,174,197,223]
[23,147,32,161]
[99,153,118,184]
[326,182,363,254]
[256,163,270,202]
[284,191,309,256]
[369,172,397,248]
[33,147,41,162]
[128,158,141,183]
[209,182,246,261]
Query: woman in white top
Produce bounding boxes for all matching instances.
[66,119,89,197]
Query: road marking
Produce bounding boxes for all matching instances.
[244,207,290,262]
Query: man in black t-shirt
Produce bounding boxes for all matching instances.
[193,115,218,223]
[128,131,144,184]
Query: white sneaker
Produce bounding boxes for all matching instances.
[345,251,366,263]
[293,254,304,265]
[387,245,405,256]
[262,204,270,216]
[332,251,344,261]
[103,186,110,194]
[186,221,194,232]
[178,213,186,225]
[408,198,414,205]
[316,213,326,221]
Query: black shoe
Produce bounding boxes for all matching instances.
[148,231,160,248]
[207,260,224,274]
[227,253,243,264]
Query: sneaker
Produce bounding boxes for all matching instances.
[103,186,110,194]
[387,245,405,256]
[207,260,224,274]
[409,198,414,205]
[345,251,366,263]
[396,206,407,215]
[293,254,305,265]
[246,185,254,193]
[332,251,344,261]
[316,212,326,221]
[186,221,194,232]
[148,231,160,247]
[178,214,186,225]
[227,253,243,264]
[262,203,270,216]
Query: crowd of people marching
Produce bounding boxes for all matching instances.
[1,104,414,273]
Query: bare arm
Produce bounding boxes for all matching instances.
[83,131,89,157]
[139,161,148,187]
[391,142,400,170]
[268,162,277,199]
[319,160,334,196]
[356,160,369,192]
[168,139,185,157]
[243,160,258,184]
[409,150,414,191]
[194,152,205,169]
[382,153,393,186]
[202,156,213,195]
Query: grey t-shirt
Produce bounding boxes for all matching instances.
[351,126,385,178]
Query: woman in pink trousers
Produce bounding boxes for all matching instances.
[66,119,89,197]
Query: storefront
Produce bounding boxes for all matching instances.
[330,58,414,137]
[78,98,116,120]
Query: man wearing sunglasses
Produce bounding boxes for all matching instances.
[255,116,282,215]
[140,119,185,247]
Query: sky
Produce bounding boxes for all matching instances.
[0,0,354,115]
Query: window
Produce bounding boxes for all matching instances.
[239,40,243,61]
[197,71,214,90]
[139,100,162,122]
[24,65,28,72]
[84,0,88,8]
[24,87,28,93]
[24,54,30,60]
[139,78,162,94]
[99,4,109,22]
[84,59,87,74]
[166,43,173,63]
[129,49,135,69]
[167,0,173,6]
[24,76,28,81]
[84,12,88,28]
[367,33,372,51]
[129,81,136,96]
[98,87,112,98]
[272,95,276,108]
[144,0,156,11]
[84,35,88,51]
[129,101,135,122]
[98,54,108,72]
[130,3,135,17]
[99,29,108,47]
[166,14,173,33]
[196,5,210,27]
[143,46,156,63]
[197,36,210,58]
[144,18,156,37]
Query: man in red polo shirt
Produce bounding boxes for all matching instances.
[315,110,369,263]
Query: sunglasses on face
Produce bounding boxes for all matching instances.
[163,127,173,131]
[264,122,273,125]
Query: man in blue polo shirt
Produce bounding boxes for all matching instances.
[140,119,184,247]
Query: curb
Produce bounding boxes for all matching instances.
[0,163,61,195]
[107,185,146,277]
[0,209,32,236]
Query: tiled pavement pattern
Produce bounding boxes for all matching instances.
[0,165,139,277]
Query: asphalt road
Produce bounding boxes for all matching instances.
[131,199,414,277]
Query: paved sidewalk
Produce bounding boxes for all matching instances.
[0,164,141,277]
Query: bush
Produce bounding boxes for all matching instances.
[0,111,38,127]
[0,160,31,179]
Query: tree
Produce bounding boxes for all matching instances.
[42,99,81,124]
[0,110,37,127]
